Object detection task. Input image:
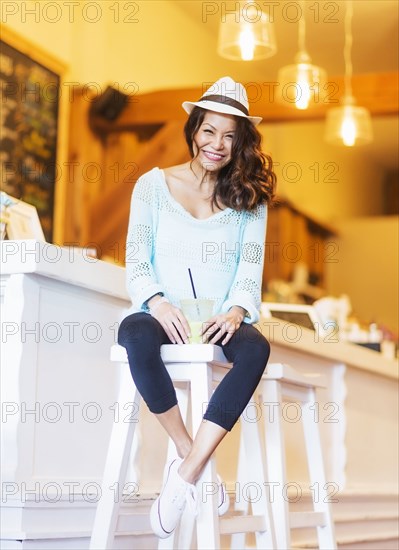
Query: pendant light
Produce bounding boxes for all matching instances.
[217,1,277,61]
[325,0,373,146]
[277,0,327,110]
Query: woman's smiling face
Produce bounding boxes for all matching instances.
[192,111,237,173]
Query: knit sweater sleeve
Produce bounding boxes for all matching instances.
[220,204,267,324]
[125,172,165,311]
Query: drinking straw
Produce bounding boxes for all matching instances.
[188,268,201,325]
[188,268,197,299]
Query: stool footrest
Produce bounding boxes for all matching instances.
[116,512,151,534]
[290,511,327,529]
[219,514,267,535]
[264,363,326,388]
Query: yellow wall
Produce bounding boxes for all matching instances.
[98,0,230,91]
[2,0,250,90]
[259,120,385,223]
[326,216,399,333]
[2,1,74,67]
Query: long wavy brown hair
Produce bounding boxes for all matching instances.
[184,107,276,211]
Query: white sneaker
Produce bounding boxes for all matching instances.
[150,458,198,539]
[217,475,230,516]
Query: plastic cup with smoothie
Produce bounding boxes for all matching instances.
[180,299,214,344]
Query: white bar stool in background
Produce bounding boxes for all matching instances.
[90,343,276,550]
[233,364,337,550]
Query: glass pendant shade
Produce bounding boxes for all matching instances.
[324,0,373,146]
[218,12,277,61]
[277,53,327,110]
[325,99,373,146]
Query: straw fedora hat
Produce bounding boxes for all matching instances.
[182,76,262,126]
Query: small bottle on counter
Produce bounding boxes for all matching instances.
[368,323,383,344]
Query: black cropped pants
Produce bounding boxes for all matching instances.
[117,312,270,431]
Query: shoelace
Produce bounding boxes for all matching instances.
[171,481,189,510]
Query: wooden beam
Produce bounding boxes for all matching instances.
[90,72,398,133]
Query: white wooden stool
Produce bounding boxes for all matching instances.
[90,343,276,550]
[234,364,337,550]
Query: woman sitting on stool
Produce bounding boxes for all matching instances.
[117,76,277,538]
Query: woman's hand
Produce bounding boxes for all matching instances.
[149,299,191,345]
[202,306,246,345]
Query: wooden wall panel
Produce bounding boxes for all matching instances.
[65,89,105,245]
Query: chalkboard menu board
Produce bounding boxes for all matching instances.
[0,40,60,242]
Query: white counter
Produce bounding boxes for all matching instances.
[1,241,131,505]
[258,317,397,379]
[0,239,128,300]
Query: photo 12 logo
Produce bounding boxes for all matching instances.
[1,2,140,24]
[202,2,340,24]
[1,481,140,503]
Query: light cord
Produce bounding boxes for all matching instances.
[298,0,306,54]
[344,0,353,99]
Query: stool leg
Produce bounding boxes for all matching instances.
[159,383,192,550]
[241,413,276,550]
[231,430,249,550]
[176,383,196,549]
[190,362,220,550]
[90,365,141,550]
[302,389,337,550]
[261,380,291,550]
[177,507,196,550]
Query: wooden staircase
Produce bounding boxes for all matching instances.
[65,89,190,260]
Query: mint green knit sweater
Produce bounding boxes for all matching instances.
[124,167,267,324]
